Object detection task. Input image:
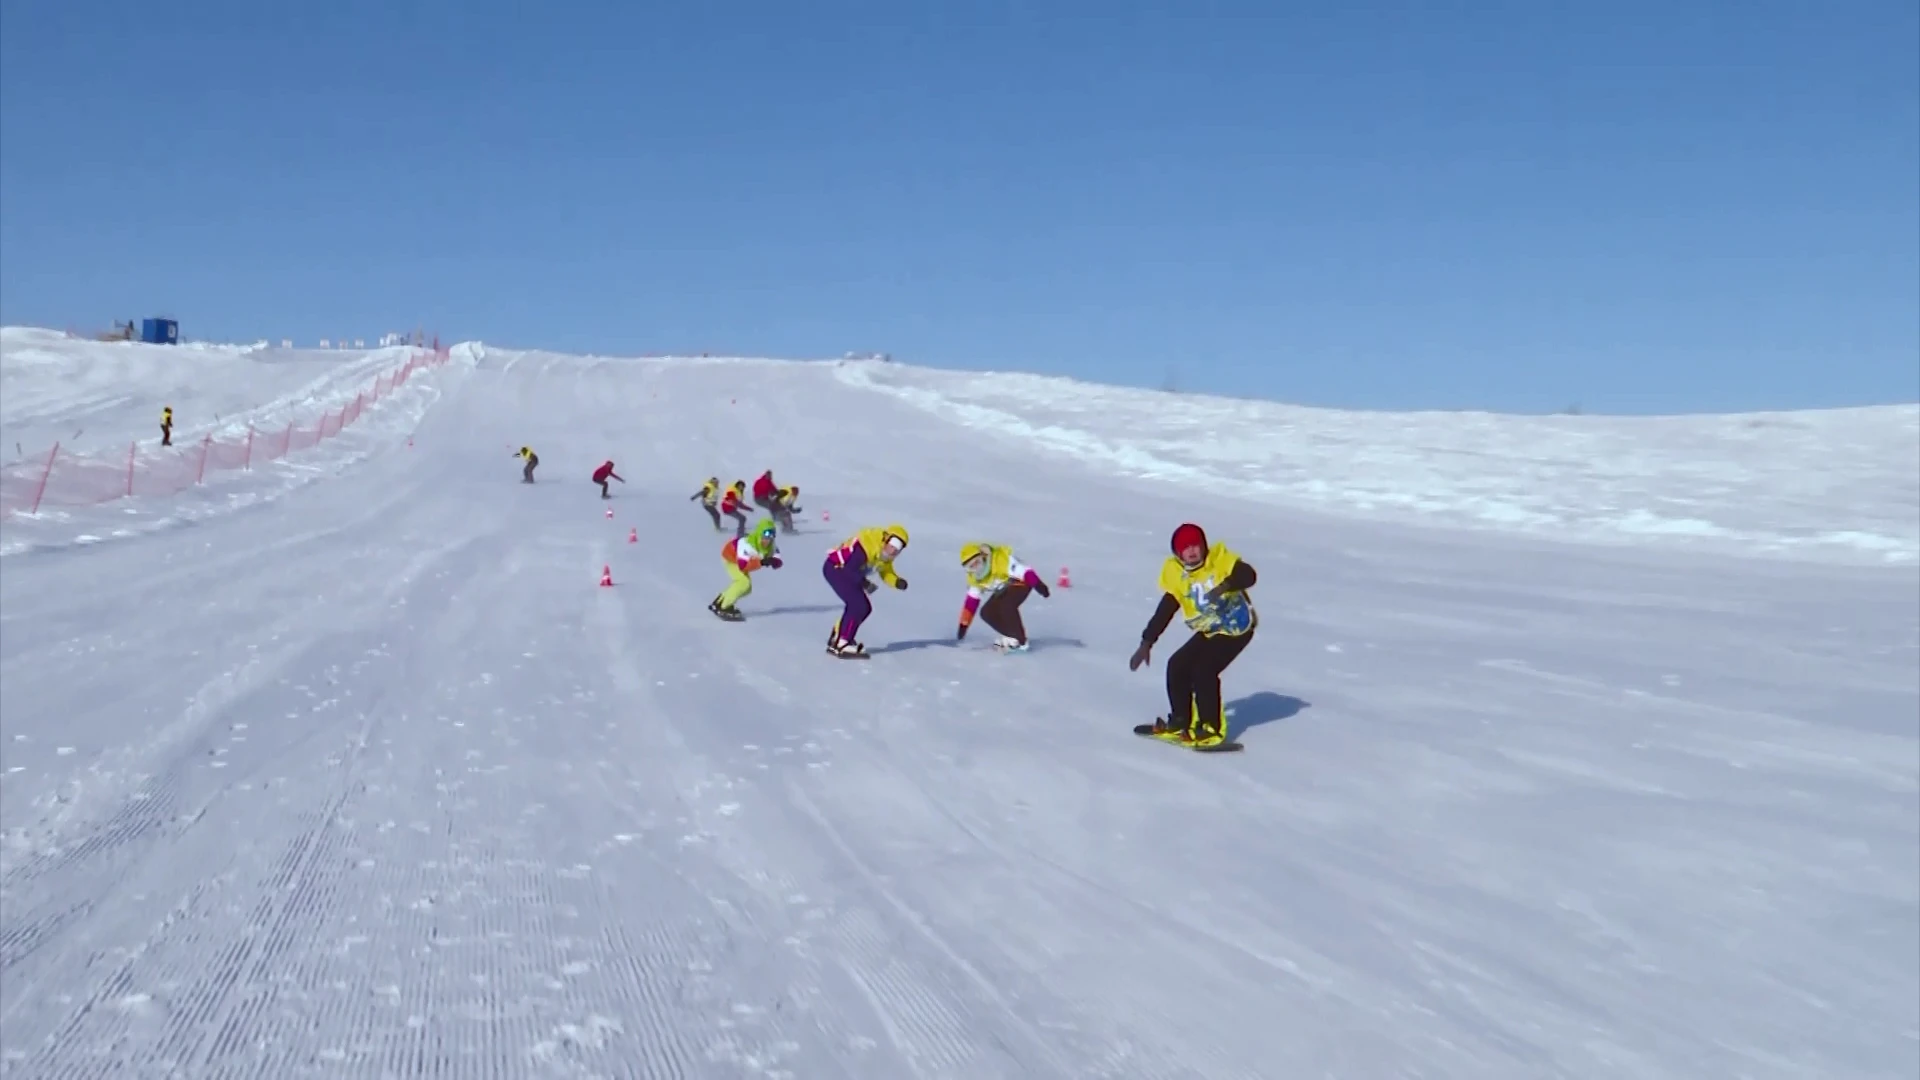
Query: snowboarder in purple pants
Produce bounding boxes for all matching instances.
[821,523,910,658]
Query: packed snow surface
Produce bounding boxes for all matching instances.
[1,332,1915,1079]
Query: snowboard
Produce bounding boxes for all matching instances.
[827,648,871,661]
[1132,723,1243,752]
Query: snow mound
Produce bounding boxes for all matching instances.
[836,360,1920,566]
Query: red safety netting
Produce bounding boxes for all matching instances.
[2,346,451,518]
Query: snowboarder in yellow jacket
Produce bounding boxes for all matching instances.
[1128,523,1257,747]
[821,524,909,657]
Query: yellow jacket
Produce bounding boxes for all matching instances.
[830,524,909,586]
[1155,542,1256,637]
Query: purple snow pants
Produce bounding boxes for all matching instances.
[823,558,873,642]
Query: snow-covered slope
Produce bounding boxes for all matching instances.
[838,360,1920,566]
[0,337,1914,1079]
[0,328,453,555]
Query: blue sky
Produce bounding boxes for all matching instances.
[2,0,1915,414]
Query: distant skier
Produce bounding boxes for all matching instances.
[160,406,173,447]
[955,542,1051,652]
[1128,523,1257,748]
[772,485,801,533]
[719,480,752,536]
[709,517,783,621]
[691,477,723,529]
[591,460,625,498]
[822,524,910,658]
[752,470,779,513]
[516,445,538,483]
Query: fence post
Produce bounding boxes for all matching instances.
[244,426,254,470]
[126,441,136,496]
[284,420,294,456]
[196,433,212,484]
[29,442,59,515]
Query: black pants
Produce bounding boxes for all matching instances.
[701,503,722,529]
[1166,629,1254,734]
[597,479,611,497]
[522,457,537,482]
[161,425,172,447]
[979,585,1031,643]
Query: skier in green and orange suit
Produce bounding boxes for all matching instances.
[709,517,783,621]
[1128,522,1258,747]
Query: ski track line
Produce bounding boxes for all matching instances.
[639,534,1204,1078]
[585,550,820,1080]
[0,535,476,976]
[592,555,1054,1078]
[642,538,1082,1075]
[0,532,489,1077]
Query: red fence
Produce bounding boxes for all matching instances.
[1,346,450,519]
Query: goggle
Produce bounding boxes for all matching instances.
[882,534,905,555]
[963,553,988,574]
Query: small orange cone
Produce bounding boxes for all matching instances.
[1057,566,1072,588]
[599,565,614,587]
[605,507,614,518]
[627,527,637,543]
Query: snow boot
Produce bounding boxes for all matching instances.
[1135,716,1193,744]
[993,636,1030,653]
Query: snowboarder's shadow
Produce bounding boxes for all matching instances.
[1225,692,1309,741]
[870,637,959,654]
[760,604,841,616]
[870,635,1087,655]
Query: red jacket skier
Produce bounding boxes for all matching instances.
[752,470,778,508]
[591,460,625,498]
[718,481,752,536]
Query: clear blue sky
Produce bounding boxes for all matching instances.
[2,0,1915,414]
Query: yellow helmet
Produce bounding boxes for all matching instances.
[959,542,989,565]
[882,523,910,551]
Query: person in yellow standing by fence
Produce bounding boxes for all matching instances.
[160,406,173,447]
[1128,522,1258,749]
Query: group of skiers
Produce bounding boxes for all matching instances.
[705,504,1257,749]
[691,470,801,535]
[515,446,625,497]
[511,451,1259,749]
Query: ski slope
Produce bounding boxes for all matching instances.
[1,333,1915,1079]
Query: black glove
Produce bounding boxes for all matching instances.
[1128,641,1152,671]
[1033,581,1051,599]
[956,622,968,641]
[766,555,783,569]
[893,577,909,591]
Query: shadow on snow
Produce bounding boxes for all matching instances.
[1224,691,1310,741]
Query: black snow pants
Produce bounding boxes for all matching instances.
[1166,628,1254,736]
[523,455,538,482]
[979,585,1031,643]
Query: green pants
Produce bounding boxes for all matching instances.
[718,561,753,609]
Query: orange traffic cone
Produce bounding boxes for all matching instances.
[627,527,637,543]
[599,565,613,587]
[1057,566,1072,588]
